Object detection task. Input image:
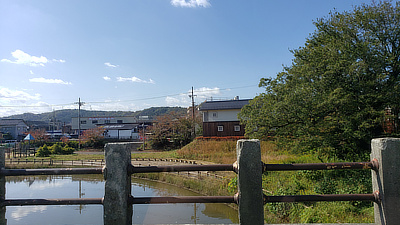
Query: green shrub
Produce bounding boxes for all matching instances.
[35,144,51,157]
[50,143,63,155]
[62,144,75,154]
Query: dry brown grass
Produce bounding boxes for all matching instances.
[176,139,293,164]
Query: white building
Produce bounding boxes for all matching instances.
[71,116,139,130]
[199,98,250,137]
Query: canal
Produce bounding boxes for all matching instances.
[4,174,238,224]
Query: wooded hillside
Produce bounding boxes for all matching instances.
[1,107,186,124]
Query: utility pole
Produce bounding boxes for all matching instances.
[74,98,85,149]
[142,122,146,151]
[188,87,197,137]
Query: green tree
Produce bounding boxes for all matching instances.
[239,1,400,160]
[148,112,195,150]
[81,126,106,148]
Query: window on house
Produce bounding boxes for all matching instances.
[217,125,224,132]
[92,120,98,124]
[234,125,241,132]
[212,112,218,118]
[80,120,87,124]
[117,120,123,124]
[105,120,111,124]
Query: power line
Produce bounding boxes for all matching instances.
[0,84,258,108]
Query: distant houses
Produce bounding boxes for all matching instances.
[71,116,152,140]
[0,119,29,141]
[0,101,251,142]
[199,97,250,137]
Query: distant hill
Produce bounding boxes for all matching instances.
[1,107,186,124]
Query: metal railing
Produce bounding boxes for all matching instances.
[1,138,399,225]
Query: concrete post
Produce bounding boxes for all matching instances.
[236,139,264,225]
[0,148,6,225]
[103,143,133,225]
[371,138,400,225]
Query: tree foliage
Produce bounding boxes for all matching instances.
[81,126,106,148]
[148,112,198,150]
[27,129,49,147]
[239,1,400,160]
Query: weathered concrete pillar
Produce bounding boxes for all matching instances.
[236,139,264,225]
[371,138,400,225]
[0,148,6,225]
[103,143,133,225]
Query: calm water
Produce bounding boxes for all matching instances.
[4,175,238,224]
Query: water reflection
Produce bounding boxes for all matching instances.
[10,205,47,221]
[4,175,237,224]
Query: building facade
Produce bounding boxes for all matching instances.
[71,116,151,140]
[0,119,29,141]
[71,116,139,131]
[199,98,250,137]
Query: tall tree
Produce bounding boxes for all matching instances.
[148,112,194,150]
[239,1,400,160]
[81,126,106,148]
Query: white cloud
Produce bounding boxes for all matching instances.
[87,102,142,112]
[165,87,221,107]
[105,62,118,68]
[1,50,48,67]
[0,87,41,103]
[166,95,190,106]
[0,88,50,116]
[52,59,66,63]
[171,0,211,8]
[103,76,111,81]
[195,87,221,98]
[29,77,72,85]
[117,76,155,84]
[30,70,34,75]
[0,88,54,116]
[1,50,65,67]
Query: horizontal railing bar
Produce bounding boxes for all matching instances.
[0,168,103,176]
[1,198,104,206]
[128,164,234,174]
[264,161,377,172]
[129,196,237,204]
[264,193,379,203]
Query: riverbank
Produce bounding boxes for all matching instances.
[3,139,375,224]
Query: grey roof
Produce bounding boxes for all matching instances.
[199,99,251,111]
[0,119,27,126]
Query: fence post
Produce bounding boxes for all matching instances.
[236,139,264,225]
[371,138,400,225]
[103,143,132,225]
[0,148,7,225]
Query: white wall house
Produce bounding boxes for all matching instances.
[71,116,139,131]
[199,98,250,137]
[102,124,139,140]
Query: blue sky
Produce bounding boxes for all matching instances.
[0,0,375,117]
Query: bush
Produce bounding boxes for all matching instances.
[35,143,75,157]
[50,143,63,155]
[62,144,75,154]
[35,144,51,157]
